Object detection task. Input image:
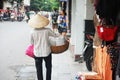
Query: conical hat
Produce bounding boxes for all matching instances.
[28,14,49,28]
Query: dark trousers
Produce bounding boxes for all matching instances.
[34,54,52,80]
[58,26,67,34]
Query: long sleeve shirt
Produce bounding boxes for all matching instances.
[31,28,57,57]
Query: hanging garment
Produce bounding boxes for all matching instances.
[107,43,120,80]
[93,46,112,80]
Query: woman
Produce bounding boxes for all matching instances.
[52,9,58,32]
[28,14,57,80]
[57,10,68,36]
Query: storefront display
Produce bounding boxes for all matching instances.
[90,0,120,80]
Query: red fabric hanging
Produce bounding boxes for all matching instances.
[97,25,117,41]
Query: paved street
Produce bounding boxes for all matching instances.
[0,21,33,80]
[0,21,88,80]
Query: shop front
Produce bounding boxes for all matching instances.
[69,0,120,80]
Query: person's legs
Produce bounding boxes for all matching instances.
[54,24,58,33]
[44,54,52,80]
[62,28,67,36]
[34,57,43,80]
[52,24,55,32]
[58,26,62,34]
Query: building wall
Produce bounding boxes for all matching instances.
[70,0,86,55]
[70,0,76,45]
[85,0,94,20]
[3,1,12,9]
[70,0,94,56]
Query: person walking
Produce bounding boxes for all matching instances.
[28,14,58,80]
[57,10,68,36]
[25,10,30,22]
[52,9,59,32]
[0,11,3,21]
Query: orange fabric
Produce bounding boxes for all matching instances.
[85,74,102,80]
[93,46,112,80]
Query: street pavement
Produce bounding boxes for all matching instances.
[0,21,88,80]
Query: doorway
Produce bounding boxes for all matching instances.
[0,0,3,9]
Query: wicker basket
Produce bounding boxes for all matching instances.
[51,41,69,54]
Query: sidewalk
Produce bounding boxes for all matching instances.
[15,50,88,80]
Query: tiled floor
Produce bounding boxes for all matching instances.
[52,50,88,80]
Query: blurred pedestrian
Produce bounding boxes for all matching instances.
[57,10,68,36]
[10,10,15,22]
[52,9,59,32]
[25,10,30,22]
[0,11,3,21]
[28,14,58,80]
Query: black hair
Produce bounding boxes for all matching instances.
[62,9,67,16]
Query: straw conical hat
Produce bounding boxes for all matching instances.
[28,14,49,28]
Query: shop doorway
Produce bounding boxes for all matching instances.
[84,20,95,40]
[0,0,3,9]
